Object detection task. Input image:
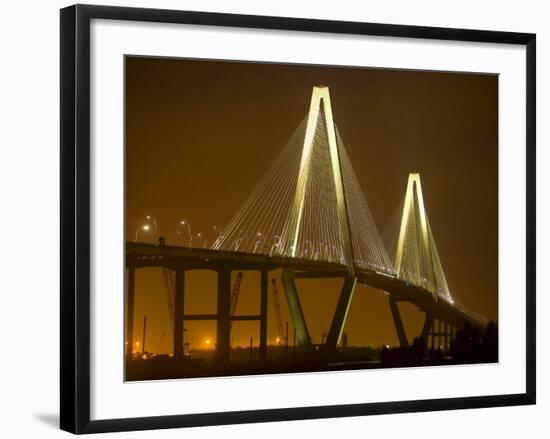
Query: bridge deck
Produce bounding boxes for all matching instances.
[126,241,486,328]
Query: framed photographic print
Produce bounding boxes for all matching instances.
[60,4,536,434]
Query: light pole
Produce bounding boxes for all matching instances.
[253,232,264,254]
[134,215,158,242]
[179,220,192,250]
[145,215,158,234]
[196,232,207,248]
[134,223,151,242]
[269,235,281,257]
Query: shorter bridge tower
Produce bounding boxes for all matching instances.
[390,173,454,349]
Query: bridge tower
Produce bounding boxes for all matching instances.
[282,86,357,351]
[394,173,438,300]
[391,173,452,349]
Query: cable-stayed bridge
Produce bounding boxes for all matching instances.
[126,86,489,363]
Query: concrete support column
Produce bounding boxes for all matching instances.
[420,312,433,351]
[325,276,357,351]
[126,268,135,359]
[173,268,185,359]
[389,297,409,348]
[259,270,268,362]
[216,269,232,363]
[281,269,311,349]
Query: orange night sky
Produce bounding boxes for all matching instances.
[125,57,498,354]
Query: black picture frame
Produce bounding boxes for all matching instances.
[60,4,536,434]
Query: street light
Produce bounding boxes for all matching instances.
[145,215,158,234]
[253,232,264,254]
[269,235,281,257]
[134,227,140,242]
[134,215,158,242]
[196,232,207,248]
[178,220,192,250]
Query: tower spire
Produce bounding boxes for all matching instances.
[282,86,355,275]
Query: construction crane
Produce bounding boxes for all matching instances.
[159,237,176,335]
[230,272,244,317]
[271,279,285,344]
[160,238,244,336]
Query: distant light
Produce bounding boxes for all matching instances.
[276,337,281,344]
[135,341,140,346]
[204,338,211,346]
[142,225,150,231]
[146,215,151,219]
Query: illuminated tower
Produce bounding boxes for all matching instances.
[282,86,357,350]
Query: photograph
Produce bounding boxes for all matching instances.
[124,56,499,381]
[0,0,541,435]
